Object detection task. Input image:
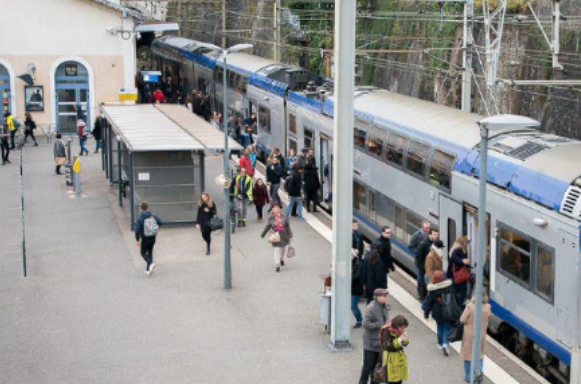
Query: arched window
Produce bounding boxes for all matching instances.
[0,64,11,124]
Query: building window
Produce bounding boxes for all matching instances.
[385,132,408,168]
[354,119,369,151]
[536,244,554,300]
[429,149,455,191]
[304,127,314,150]
[366,126,387,158]
[258,105,271,133]
[499,225,531,286]
[353,180,367,214]
[289,113,297,135]
[406,140,430,178]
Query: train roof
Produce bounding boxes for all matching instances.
[214,52,279,74]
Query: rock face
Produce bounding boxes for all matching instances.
[168,0,581,139]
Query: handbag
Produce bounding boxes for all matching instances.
[286,245,296,258]
[453,264,470,285]
[446,321,464,343]
[372,360,388,384]
[442,292,462,321]
[55,157,67,166]
[267,230,281,244]
[209,216,224,232]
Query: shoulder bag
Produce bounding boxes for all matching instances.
[442,292,462,321]
[286,244,296,258]
[453,264,470,285]
[267,230,281,244]
[446,321,464,343]
[209,216,224,232]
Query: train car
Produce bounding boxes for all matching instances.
[151,36,581,383]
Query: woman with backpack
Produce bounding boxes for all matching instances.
[423,270,459,357]
[448,235,471,307]
[252,178,269,222]
[196,192,217,256]
[77,120,89,156]
[23,113,38,146]
[260,202,293,273]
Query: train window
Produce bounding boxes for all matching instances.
[376,193,396,230]
[366,126,387,157]
[258,105,271,133]
[368,190,377,223]
[499,225,531,286]
[197,78,207,93]
[395,205,405,241]
[429,149,454,190]
[288,137,298,156]
[354,119,369,151]
[304,128,314,150]
[405,210,423,244]
[289,114,297,135]
[406,140,430,178]
[385,133,407,168]
[536,244,554,300]
[353,181,367,215]
[238,76,248,94]
[228,72,237,90]
[214,66,224,82]
[447,219,457,251]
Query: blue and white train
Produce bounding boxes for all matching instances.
[152,35,581,384]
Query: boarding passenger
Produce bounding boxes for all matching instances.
[374,226,396,277]
[423,270,458,357]
[260,202,293,273]
[408,220,430,254]
[415,229,439,301]
[303,157,320,213]
[252,178,269,222]
[361,243,387,304]
[135,201,163,276]
[460,293,492,383]
[448,235,471,306]
[425,240,445,284]
[359,288,389,384]
[233,167,253,227]
[23,113,39,146]
[196,192,217,256]
[266,154,283,206]
[53,133,66,174]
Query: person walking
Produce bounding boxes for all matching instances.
[233,167,253,227]
[134,201,163,275]
[351,251,364,328]
[272,147,285,170]
[382,315,410,384]
[77,120,89,156]
[448,235,471,306]
[260,202,293,272]
[5,112,19,150]
[92,114,102,153]
[196,192,217,255]
[266,154,283,206]
[252,178,269,222]
[53,133,66,174]
[374,226,396,277]
[1,122,11,165]
[23,113,39,146]
[284,164,304,220]
[361,243,388,304]
[415,228,439,301]
[425,240,445,284]
[238,149,255,177]
[153,88,165,104]
[303,158,320,213]
[359,288,389,384]
[408,220,430,254]
[423,270,457,356]
[460,293,492,383]
[248,145,257,169]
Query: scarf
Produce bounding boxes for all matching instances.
[431,244,444,258]
[273,210,284,231]
[388,325,404,338]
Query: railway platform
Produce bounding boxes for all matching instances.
[0,142,544,384]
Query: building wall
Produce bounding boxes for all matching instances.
[0,0,137,126]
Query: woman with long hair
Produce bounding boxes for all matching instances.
[196,192,217,255]
[260,202,293,272]
[448,235,470,306]
[252,178,270,222]
[361,243,387,304]
[460,293,492,383]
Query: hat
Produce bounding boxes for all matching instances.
[77,120,86,127]
[373,288,389,297]
[433,240,445,249]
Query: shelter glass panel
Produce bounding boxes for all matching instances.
[354,119,368,151]
[536,244,554,300]
[258,105,271,133]
[406,140,430,178]
[366,126,387,157]
[429,149,455,190]
[385,133,407,167]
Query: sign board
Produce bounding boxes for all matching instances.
[64,63,78,77]
[24,86,44,112]
[138,173,150,181]
[141,71,162,83]
[119,87,138,102]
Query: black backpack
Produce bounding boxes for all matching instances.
[284,176,293,193]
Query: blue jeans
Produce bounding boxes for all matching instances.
[351,295,362,323]
[79,137,88,155]
[285,196,303,219]
[416,265,423,295]
[464,359,483,382]
[436,320,452,346]
[95,139,102,151]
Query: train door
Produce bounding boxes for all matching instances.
[287,112,298,158]
[439,195,463,268]
[464,204,491,264]
[320,134,333,209]
[557,229,577,349]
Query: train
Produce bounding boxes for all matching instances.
[151,35,581,384]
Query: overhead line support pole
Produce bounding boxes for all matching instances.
[462,0,474,112]
[222,0,227,48]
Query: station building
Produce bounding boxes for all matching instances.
[0,0,145,134]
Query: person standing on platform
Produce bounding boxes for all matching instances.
[53,133,66,174]
[361,243,387,304]
[1,122,11,165]
[284,164,304,220]
[303,157,320,213]
[252,178,269,222]
[238,149,255,177]
[153,88,165,104]
[5,112,18,150]
[374,226,396,278]
[196,192,217,256]
[248,145,258,169]
[415,228,439,301]
[359,288,389,384]
[460,293,492,383]
[352,220,365,259]
[260,202,293,273]
[134,201,163,276]
[448,235,471,306]
[423,270,456,357]
[285,148,297,177]
[23,113,38,146]
[408,220,430,255]
[351,249,364,328]
[266,154,283,207]
[425,240,445,284]
[383,315,410,384]
[233,167,253,227]
[77,120,89,156]
[92,114,102,153]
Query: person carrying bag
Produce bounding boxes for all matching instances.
[261,202,292,272]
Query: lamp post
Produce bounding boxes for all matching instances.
[198,42,253,290]
[471,114,540,383]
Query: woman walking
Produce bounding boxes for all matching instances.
[382,315,410,384]
[23,113,39,146]
[460,293,492,383]
[423,270,456,356]
[260,202,293,272]
[361,243,387,304]
[447,235,471,306]
[252,178,269,222]
[196,192,217,256]
[77,120,89,156]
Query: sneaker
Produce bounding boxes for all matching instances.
[443,346,449,357]
[437,344,443,350]
[354,322,362,329]
[144,269,151,276]
[148,263,156,275]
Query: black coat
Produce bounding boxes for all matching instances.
[361,255,387,294]
[196,202,217,231]
[415,238,433,272]
[423,280,456,322]
[374,237,395,273]
[266,163,283,184]
[92,119,102,140]
[351,257,364,296]
[286,171,302,197]
[447,247,468,281]
[352,230,364,258]
[303,166,321,192]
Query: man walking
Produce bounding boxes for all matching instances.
[1,122,11,165]
[415,228,439,301]
[135,201,163,275]
[374,225,396,276]
[233,167,253,227]
[266,155,283,206]
[359,288,390,384]
[5,112,18,150]
[92,114,102,153]
[284,164,304,220]
[53,133,66,174]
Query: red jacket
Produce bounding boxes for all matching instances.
[239,155,254,177]
[252,184,270,206]
[154,90,165,103]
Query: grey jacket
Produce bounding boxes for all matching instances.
[261,215,293,248]
[362,300,389,352]
[53,139,66,158]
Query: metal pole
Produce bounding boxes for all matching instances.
[471,125,488,384]
[129,152,135,231]
[20,145,26,277]
[223,53,232,290]
[461,0,474,112]
[329,0,355,351]
[222,0,227,48]
[118,139,123,207]
[274,0,281,62]
[552,0,562,69]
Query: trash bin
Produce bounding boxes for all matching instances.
[320,291,332,333]
[65,162,73,186]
